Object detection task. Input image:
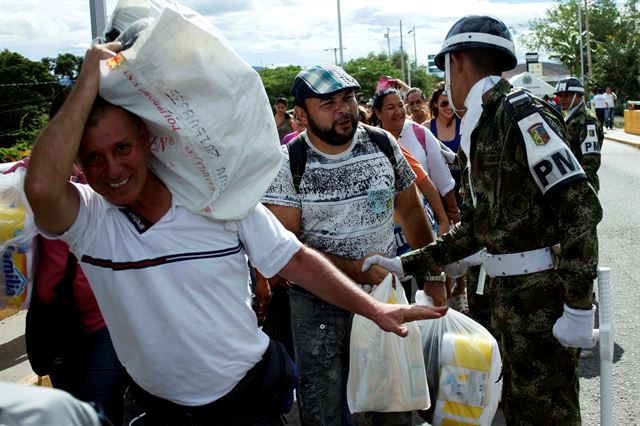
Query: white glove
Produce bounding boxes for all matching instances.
[552,304,596,348]
[361,255,405,279]
[438,141,457,164]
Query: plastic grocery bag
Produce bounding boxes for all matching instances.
[100,0,282,220]
[347,273,429,413]
[0,165,36,309]
[415,290,502,426]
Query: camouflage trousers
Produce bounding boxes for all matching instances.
[490,271,582,426]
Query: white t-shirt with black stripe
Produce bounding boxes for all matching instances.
[43,183,302,406]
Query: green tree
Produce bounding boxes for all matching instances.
[42,53,83,81]
[258,65,302,109]
[523,0,639,104]
[344,53,401,99]
[0,50,58,153]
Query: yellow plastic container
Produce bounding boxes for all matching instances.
[0,205,30,308]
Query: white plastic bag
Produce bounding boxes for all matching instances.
[347,273,429,413]
[100,0,282,220]
[0,165,36,309]
[415,290,502,426]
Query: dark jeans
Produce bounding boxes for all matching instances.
[289,287,413,426]
[49,327,127,425]
[606,107,615,129]
[595,108,606,127]
[122,340,294,426]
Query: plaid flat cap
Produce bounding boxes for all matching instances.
[291,65,361,103]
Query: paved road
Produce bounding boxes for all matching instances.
[577,139,640,425]
[1,139,638,424]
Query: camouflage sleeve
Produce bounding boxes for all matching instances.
[578,118,603,192]
[548,179,602,308]
[400,174,482,277]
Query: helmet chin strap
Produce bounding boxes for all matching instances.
[444,53,466,118]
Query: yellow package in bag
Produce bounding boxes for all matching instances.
[416,290,502,426]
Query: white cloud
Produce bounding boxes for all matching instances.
[0,0,554,65]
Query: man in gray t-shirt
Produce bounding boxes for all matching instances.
[261,65,442,425]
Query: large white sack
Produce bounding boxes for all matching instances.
[99,2,282,220]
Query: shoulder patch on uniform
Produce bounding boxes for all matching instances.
[581,123,601,155]
[528,123,551,145]
[517,111,586,194]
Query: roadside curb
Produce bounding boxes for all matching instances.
[604,135,640,149]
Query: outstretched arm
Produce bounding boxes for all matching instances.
[25,43,121,234]
[279,245,448,336]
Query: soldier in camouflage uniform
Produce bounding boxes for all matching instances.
[555,77,604,192]
[364,15,602,425]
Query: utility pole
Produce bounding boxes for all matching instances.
[577,0,585,84]
[409,26,417,67]
[337,0,344,67]
[384,28,391,58]
[585,0,593,80]
[89,0,108,40]
[399,20,405,82]
[325,48,339,65]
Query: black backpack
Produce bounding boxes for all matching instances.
[287,124,399,193]
[25,248,86,379]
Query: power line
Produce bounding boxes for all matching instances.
[0,81,59,87]
[0,97,53,109]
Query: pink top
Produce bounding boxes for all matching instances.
[35,237,106,335]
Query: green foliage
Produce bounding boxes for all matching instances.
[523,0,640,103]
[258,65,302,109]
[344,53,401,99]
[256,51,442,107]
[0,50,59,151]
[42,53,83,80]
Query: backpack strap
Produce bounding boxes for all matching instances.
[286,134,307,194]
[287,125,399,194]
[361,124,399,181]
[411,123,427,151]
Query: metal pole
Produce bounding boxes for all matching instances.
[585,0,593,79]
[89,0,108,40]
[412,26,417,67]
[337,0,344,67]
[385,28,391,58]
[577,0,585,83]
[399,20,405,82]
[596,267,614,426]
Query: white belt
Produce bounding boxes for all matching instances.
[444,246,558,279]
[482,247,556,277]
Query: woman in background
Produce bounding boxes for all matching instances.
[273,97,293,142]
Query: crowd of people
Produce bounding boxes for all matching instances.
[7,11,607,426]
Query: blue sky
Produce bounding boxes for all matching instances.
[0,0,558,67]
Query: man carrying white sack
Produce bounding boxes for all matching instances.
[24,42,448,426]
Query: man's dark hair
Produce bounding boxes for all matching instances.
[459,49,504,76]
[275,97,288,106]
[49,85,142,130]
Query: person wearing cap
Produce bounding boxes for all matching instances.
[262,64,444,425]
[555,77,604,192]
[363,15,602,424]
[24,43,447,425]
